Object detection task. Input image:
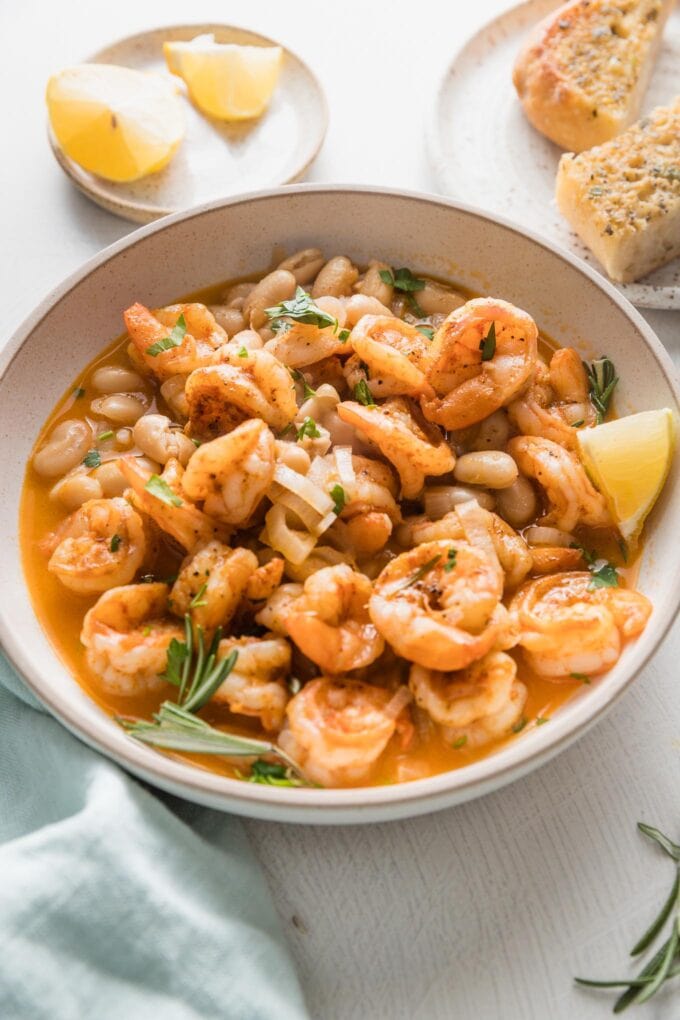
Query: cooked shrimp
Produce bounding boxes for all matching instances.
[264,320,348,367]
[132,413,195,466]
[124,303,226,381]
[508,349,595,450]
[529,547,585,574]
[118,455,227,551]
[507,436,610,531]
[185,348,297,438]
[81,583,183,695]
[44,497,146,594]
[397,508,532,589]
[169,543,257,633]
[278,678,412,786]
[420,297,538,429]
[510,572,652,677]
[181,419,276,526]
[284,564,385,673]
[255,583,304,634]
[212,634,291,730]
[245,558,285,602]
[347,315,434,398]
[337,397,455,498]
[369,540,513,671]
[410,651,527,747]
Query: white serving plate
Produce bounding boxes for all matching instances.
[2,185,679,824]
[427,0,680,310]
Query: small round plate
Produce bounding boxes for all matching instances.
[49,23,328,224]
[427,0,680,310]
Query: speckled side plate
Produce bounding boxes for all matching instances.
[48,24,328,223]
[427,0,680,310]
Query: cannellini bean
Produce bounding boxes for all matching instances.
[33,419,93,477]
[277,248,325,285]
[91,365,145,393]
[231,329,264,351]
[115,428,133,448]
[524,526,576,548]
[495,475,537,528]
[209,305,246,337]
[91,461,128,498]
[312,256,359,298]
[314,296,347,329]
[274,440,311,475]
[343,294,392,327]
[454,451,518,490]
[160,376,189,421]
[133,413,195,465]
[243,270,297,329]
[50,473,103,509]
[423,485,496,517]
[417,280,467,316]
[224,281,255,308]
[258,326,276,343]
[90,393,148,426]
[471,410,511,452]
[358,261,394,305]
[135,455,162,475]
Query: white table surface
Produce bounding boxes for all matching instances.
[4,1,679,1017]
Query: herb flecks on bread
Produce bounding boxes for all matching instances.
[513,0,673,152]
[556,98,680,283]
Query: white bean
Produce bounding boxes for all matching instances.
[358,261,394,305]
[277,249,325,285]
[416,280,467,316]
[524,526,575,548]
[471,410,511,452]
[243,270,297,329]
[33,419,93,477]
[160,376,189,421]
[50,473,102,509]
[90,393,148,426]
[274,441,311,475]
[133,413,195,465]
[223,282,255,308]
[312,256,358,298]
[454,451,518,490]
[315,296,347,328]
[91,461,128,498]
[424,485,495,517]
[115,428,133,448]
[343,294,392,327]
[209,305,246,337]
[231,329,263,351]
[92,365,144,393]
[495,476,537,528]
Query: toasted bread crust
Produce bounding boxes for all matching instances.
[556,98,680,282]
[513,0,673,151]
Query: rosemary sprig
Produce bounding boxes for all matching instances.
[585,356,618,424]
[575,822,680,1011]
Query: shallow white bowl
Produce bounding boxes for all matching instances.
[1,185,679,824]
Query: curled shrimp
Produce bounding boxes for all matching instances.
[245,558,285,602]
[119,455,227,552]
[346,315,434,398]
[169,543,258,633]
[510,572,652,677]
[508,349,595,450]
[263,313,349,367]
[124,303,226,381]
[43,497,146,594]
[185,348,297,439]
[507,436,610,531]
[278,678,413,787]
[284,564,385,673]
[81,583,183,695]
[410,651,527,747]
[369,540,513,671]
[420,297,538,429]
[396,508,532,589]
[181,419,276,526]
[337,397,455,499]
[255,583,304,634]
[212,634,291,730]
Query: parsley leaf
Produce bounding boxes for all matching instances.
[290,369,317,400]
[296,417,321,441]
[479,322,496,361]
[452,735,467,749]
[443,548,457,572]
[589,562,619,589]
[330,484,346,515]
[109,534,121,553]
[189,581,208,609]
[338,328,350,343]
[511,717,527,733]
[416,325,434,340]
[265,286,338,333]
[146,313,187,357]
[248,759,303,787]
[570,672,591,683]
[535,716,550,725]
[237,346,248,357]
[353,379,375,406]
[83,449,101,468]
[145,474,183,507]
[379,267,425,293]
[97,430,114,442]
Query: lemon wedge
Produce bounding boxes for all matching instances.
[163,34,282,121]
[47,64,185,183]
[577,408,675,544]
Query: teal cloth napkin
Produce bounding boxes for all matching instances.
[0,653,309,1020]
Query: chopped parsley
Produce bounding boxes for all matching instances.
[589,562,619,589]
[290,369,316,400]
[479,322,496,362]
[144,474,183,507]
[265,286,338,333]
[330,484,346,515]
[416,325,434,340]
[109,534,121,553]
[160,636,190,687]
[452,735,467,749]
[378,267,425,293]
[97,430,114,442]
[353,379,375,406]
[511,717,527,734]
[237,346,249,358]
[571,419,585,428]
[338,328,350,343]
[82,449,101,469]
[443,548,457,572]
[296,416,321,441]
[535,716,550,726]
[247,759,303,787]
[570,672,591,684]
[146,313,187,357]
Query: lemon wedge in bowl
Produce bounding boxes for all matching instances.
[163,34,282,121]
[47,64,185,183]
[577,408,675,545]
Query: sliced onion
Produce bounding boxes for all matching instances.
[313,510,338,538]
[273,463,333,515]
[385,686,413,719]
[524,526,575,548]
[274,488,322,532]
[334,446,356,487]
[456,499,501,574]
[264,505,317,565]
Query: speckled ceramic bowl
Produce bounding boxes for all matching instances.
[1,185,679,824]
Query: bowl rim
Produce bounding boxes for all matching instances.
[3,182,680,821]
